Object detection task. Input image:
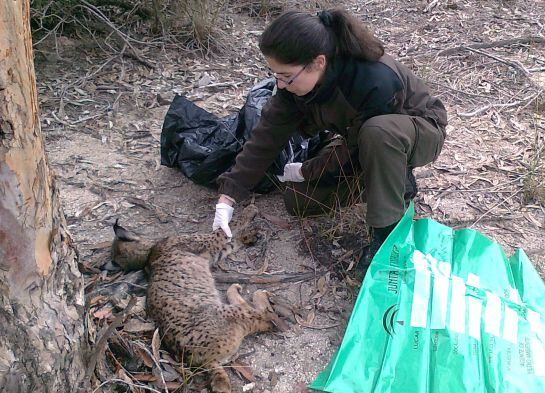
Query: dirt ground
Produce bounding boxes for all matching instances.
[34,0,545,392]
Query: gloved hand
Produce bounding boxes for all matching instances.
[277,162,304,182]
[213,203,234,237]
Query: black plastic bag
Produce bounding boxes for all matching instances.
[160,79,314,193]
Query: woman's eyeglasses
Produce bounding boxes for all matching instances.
[273,64,308,85]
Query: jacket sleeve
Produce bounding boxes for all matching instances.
[396,60,448,128]
[380,55,448,128]
[217,89,302,202]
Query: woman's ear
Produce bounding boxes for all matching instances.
[313,54,327,71]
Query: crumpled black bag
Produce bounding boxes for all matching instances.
[160,78,315,193]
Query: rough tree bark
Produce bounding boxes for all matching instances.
[0,1,87,392]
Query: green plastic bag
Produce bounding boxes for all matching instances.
[311,203,545,393]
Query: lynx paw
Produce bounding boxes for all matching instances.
[210,368,231,393]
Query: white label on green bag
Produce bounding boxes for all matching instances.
[527,309,542,334]
[410,252,430,328]
[503,289,519,343]
[430,261,450,329]
[509,287,522,304]
[449,276,466,333]
[503,305,518,343]
[467,274,482,341]
[484,292,501,336]
[410,250,523,342]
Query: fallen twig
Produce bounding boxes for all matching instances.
[438,36,545,57]
[213,271,317,284]
[400,35,545,60]
[79,0,155,69]
[470,189,522,228]
[463,47,530,78]
[424,0,439,13]
[198,81,243,89]
[51,110,70,126]
[82,297,137,391]
[457,91,540,118]
[90,378,162,393]
[299,322,340,330]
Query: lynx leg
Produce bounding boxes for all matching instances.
[226,284,249,306]
[209,361,231,393]
[212,244,235,270]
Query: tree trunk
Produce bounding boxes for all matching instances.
[0,1,87,392]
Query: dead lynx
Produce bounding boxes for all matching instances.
[111,205,284,393]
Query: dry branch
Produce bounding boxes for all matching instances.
[90,378,163,393]
[213,271,317,284]
[401,35,545,60]
[457,91,541,118]
[82,297,137,390]
[437,36,545,57]
[470,190,522,228]
[79,0,155,68]
[463,47,530,77]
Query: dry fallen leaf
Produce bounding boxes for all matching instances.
[123,318,156,333]
[132,373,157,382]
[135,346,154,368]
[153,380,183,390]
[153,362,180,382]
[314,274,329,299]
[92,305,113,320]
[346,258,356,272]
[151,328,161,363]
[305,309,316,325]
[89,295,106,306]
[255,256,269,275]
[230,359,256,382]
[116,368,138,393]
[261,213,292,229]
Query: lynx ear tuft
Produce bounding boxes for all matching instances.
[113,219,136,242]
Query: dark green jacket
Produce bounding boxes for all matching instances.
[218,54,448,201]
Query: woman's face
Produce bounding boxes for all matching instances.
[266,55,327,96]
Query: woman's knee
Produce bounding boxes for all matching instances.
[357,115,413,154]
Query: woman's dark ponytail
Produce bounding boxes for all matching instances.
[259,8,384,65]
[321,9,384,61]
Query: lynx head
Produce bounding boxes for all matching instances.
[111,220,155,271]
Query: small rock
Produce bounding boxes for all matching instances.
[197,72,212,87]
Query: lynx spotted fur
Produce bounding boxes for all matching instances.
[111,205,282,393]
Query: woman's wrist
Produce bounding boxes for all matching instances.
[218,194,235,206]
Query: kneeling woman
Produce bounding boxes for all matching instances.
[213,8,447,265]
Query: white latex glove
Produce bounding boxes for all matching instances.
[213,203,234,237]
[277,162,304,182]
